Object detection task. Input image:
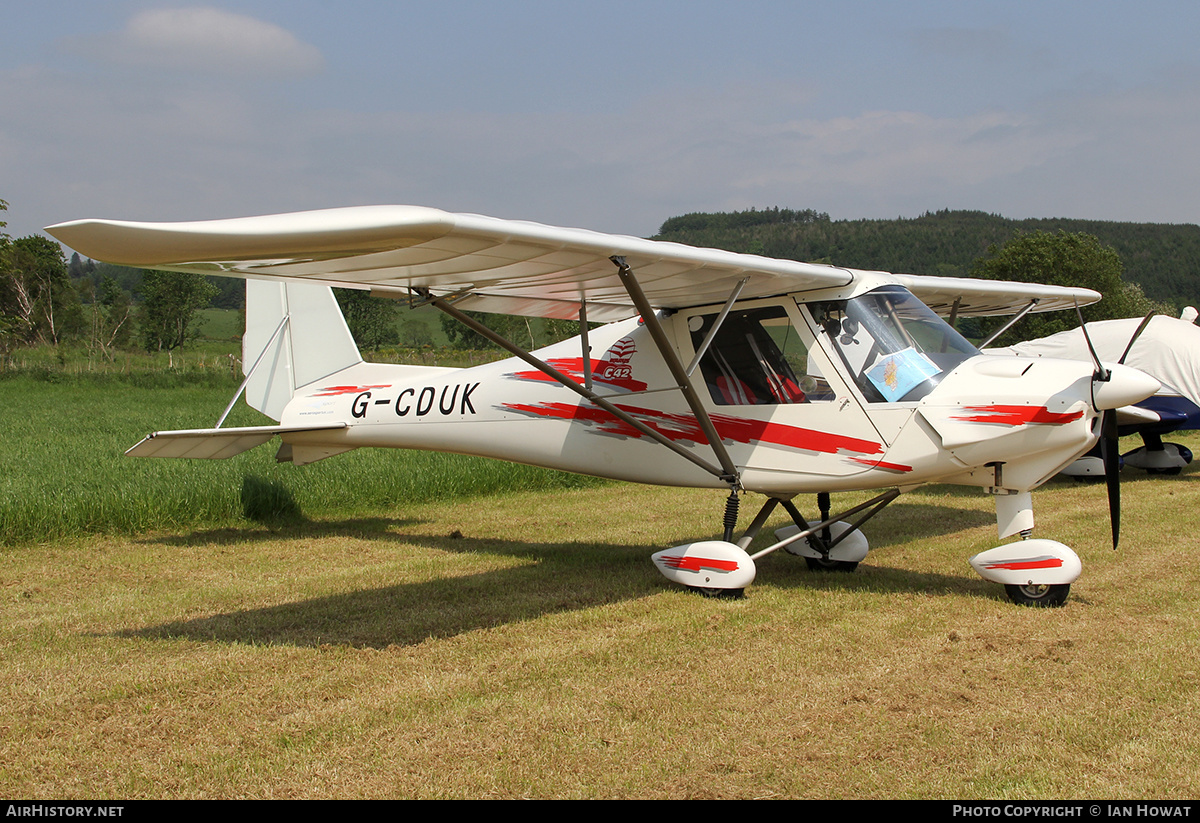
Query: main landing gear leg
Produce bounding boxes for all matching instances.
[650,487,755,596]
[776,493,871,571]
[722,490,740,544]
[746,489,898,569]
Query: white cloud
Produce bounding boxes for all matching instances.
[70,7,324,77]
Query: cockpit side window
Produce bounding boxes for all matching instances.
[688,306,834,405]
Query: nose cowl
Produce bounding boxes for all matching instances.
[1092,362,1160,410]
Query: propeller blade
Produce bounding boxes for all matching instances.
[1100,408,1121,550]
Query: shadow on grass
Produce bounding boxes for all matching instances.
[137,516,432,547]
[115,536,661,649]
[241,475,303,525]
[755,551,1002,603]
[113,500,1003,649]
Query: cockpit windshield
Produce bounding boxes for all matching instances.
[808,286,979,403]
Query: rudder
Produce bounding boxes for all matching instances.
[243,281,363,421]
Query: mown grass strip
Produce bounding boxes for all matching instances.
[2,469,1199,798]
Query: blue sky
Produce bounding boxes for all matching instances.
[5,1,1200,244]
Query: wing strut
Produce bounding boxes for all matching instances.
[579,299,593,391]
[978,298,1039,348]
[687,276,749,376]
[610,256,741,487]
[415,287,734,482]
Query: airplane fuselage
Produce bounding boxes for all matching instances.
[274,282,1143,504]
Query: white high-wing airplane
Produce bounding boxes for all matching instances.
[47,206,1160,607]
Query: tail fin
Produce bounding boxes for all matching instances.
[243,281,363,421]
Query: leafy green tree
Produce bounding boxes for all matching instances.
[439,309,530,350]
[438,310,597,351]
[138,270,218,351]
[206,275,245,310]
[0,233,83,346]
[0,199,12,352]
[79,276,134,358]
[399,316,434,348]
[653,207,1196,309]
[68,252,87,280]
[85,262,145,303]
[540,317,584,344]
[969,231,1166,341]
[334,289,399,350]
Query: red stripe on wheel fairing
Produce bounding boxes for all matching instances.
[982,556,1064,571]
[659,555,740,573]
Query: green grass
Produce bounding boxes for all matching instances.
[0,373,601,546]
[2,469,1199,798]
[195,307,244,341]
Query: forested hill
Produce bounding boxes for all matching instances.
[652,208,1200,310]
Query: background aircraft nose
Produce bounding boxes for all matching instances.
[1092,363,1160,410]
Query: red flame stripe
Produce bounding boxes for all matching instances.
[982,556,1065,571]
[952,405,1084,426]
[659,555,740,573]
[312,384,392,396]
[503,400,888,458]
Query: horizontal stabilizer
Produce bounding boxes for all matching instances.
[126,423,348,459]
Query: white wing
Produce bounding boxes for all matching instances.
[47,205,1099,321]
[895,273,1099,318]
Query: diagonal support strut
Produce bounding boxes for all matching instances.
[610,256,741,487]
[416,287,731,481]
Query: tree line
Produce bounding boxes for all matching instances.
[1,200,219,360]
[0,199,598,358]
[654,207,1200,313]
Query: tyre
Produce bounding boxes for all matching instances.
[1004,583,1070,607]
[804,556,859,573]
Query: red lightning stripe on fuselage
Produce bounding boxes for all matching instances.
[502,401,911,470]
[312,384,392,396]
[847,456,915,472]
[951,405,1085,425]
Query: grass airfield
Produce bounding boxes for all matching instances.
[3,372,1200,799]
